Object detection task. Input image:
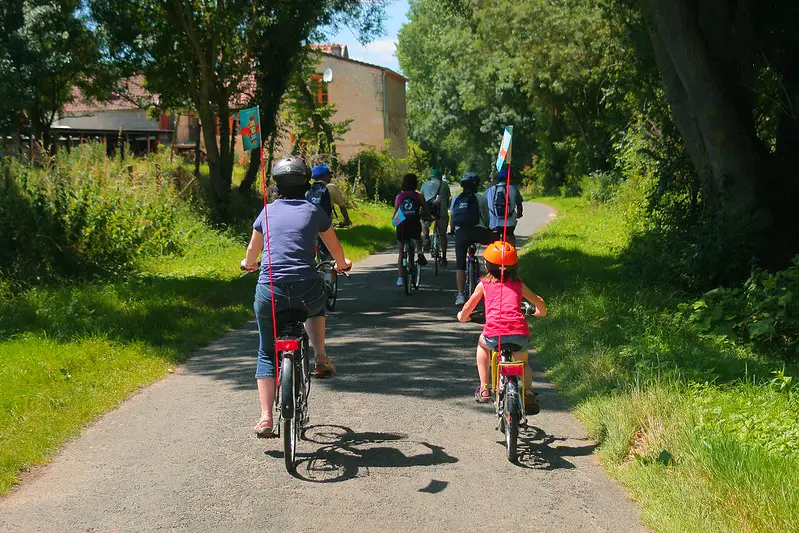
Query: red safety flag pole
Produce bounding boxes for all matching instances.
[240,106,279,380]
[495,126,513,356]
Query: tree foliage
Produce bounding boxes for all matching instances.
[398,0,799,287]
[0,0,101,147]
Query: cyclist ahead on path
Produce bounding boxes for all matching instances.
[456,241,547,412]
[241,156,352,437]
[393,173,431,286]
[485,165,524,246]
[307,163,352,228]
[420,168,451,266]
[449,172,494,305]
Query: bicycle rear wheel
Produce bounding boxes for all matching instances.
[280,357,297,473]
[504,379,520,463]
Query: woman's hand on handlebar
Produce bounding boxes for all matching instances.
[240,258,259,272]
[334,258,352,273]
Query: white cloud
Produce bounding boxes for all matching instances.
[348,39,400,72]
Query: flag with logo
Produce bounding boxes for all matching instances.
[392,208,406,227]
[239,107,262,151]
[495,126,513,171]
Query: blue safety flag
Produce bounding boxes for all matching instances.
[496,126,513,172]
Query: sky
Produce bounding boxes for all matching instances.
[324,0,410,74]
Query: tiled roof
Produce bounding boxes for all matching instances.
[62,75,157,115]
[310,43,349,58]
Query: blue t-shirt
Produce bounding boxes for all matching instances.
[252,199,331,284]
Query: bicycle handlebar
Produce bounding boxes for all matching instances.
[317,260,351,277]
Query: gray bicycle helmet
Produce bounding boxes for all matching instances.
[460,171,480,185]
[272,156,311,188]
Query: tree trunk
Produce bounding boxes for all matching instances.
[641,0,774,279]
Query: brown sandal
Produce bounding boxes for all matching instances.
[314,356,336,378]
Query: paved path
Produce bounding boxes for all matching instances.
[0,202,645,532]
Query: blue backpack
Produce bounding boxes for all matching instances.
[452,191,480,227]
[306,181,332,217]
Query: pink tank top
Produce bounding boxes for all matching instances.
[482,280,530,338]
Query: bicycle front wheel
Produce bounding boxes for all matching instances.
[325,273,338,311]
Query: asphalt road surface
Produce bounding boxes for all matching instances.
[0,202,645,532]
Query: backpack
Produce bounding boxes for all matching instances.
[452,191,481,227]
[306,181,332,217]
[425,179,444,218]
[400,194,421,218]
[492,183,514,220]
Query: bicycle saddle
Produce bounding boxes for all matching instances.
[276,309,308,337]
[500,343,523,353]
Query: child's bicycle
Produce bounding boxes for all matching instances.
[489,301,536,463]
[401,240,421,296]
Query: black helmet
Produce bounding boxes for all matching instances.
[272,156,310,188]
[461,171,479,185]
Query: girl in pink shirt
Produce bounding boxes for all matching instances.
[457,241,547,413]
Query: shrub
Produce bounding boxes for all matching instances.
[341,140,406,203]
[0,144,199,285]
[681,256,799,360]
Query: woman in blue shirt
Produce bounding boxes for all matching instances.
[241,157,351,437]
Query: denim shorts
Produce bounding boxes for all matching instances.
[254,277,326,378]
[482,334,530,352]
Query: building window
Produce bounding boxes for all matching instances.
[310,75,328,105]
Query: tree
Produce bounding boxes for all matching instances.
[637,0,799,275]
[91,0,254,207]
[238,0,386,193]
[0,0,101,149]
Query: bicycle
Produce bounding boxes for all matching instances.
[316,247,338,311]
[430,223,446,275]
[465,243,480,297]
[489,301,536,463]
[241,260,343,474]
[401,239,421,296]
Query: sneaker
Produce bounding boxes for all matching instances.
[455,292,466,305]
[417,254,428,266]
[440,257,448,268]
[474,385,491,403]
[396,277,404,287]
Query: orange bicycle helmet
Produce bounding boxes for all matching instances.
[483,241,518,266]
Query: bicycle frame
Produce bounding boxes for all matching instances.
[490,350,527,414]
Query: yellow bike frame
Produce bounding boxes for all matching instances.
[490,351,527,413]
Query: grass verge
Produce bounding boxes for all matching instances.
[0,200,394,495]
[520,197,799,533]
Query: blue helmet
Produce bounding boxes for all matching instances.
[311,163,331,179]
[495,165,510,181]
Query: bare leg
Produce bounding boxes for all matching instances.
[512,351,533,390]
[304,315,327,360]
[476,335,491,386]
[257,377,276,421]
[397,242,404,277]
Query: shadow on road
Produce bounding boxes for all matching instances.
[264,424,458,483]
[494,426,597,470]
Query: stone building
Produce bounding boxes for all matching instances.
[308,44,408,161]
[47,46,407,161]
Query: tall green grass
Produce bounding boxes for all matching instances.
[521,198,799,533]
[0,147,394,494]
